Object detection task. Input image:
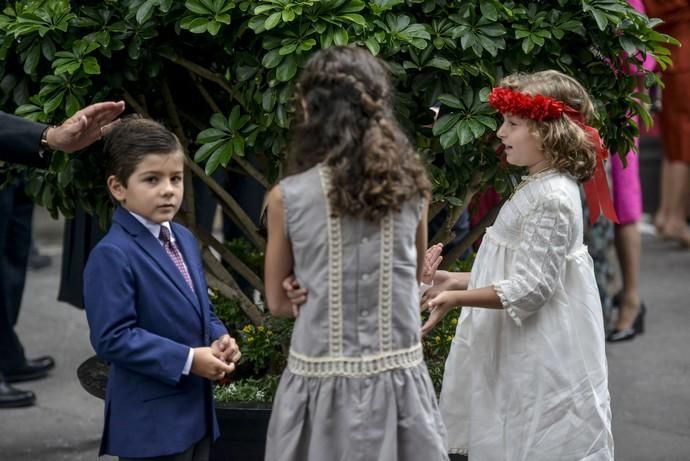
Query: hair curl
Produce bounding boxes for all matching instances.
[287,46,430,221]
[498,70,597,182]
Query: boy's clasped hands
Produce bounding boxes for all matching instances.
[191,334,241,381]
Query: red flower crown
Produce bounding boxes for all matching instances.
[487,87,581,122]
[487,86,619,225]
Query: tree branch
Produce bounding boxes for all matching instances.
[163,54,248,112]
[185,157,267,249]
[193,223,264,295]
[122,88,148,117]
[202,249,265,325]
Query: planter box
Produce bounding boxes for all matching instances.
[77,356,272,460]
[212,402,271,461]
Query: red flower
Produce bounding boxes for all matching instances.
[487,87,577,121]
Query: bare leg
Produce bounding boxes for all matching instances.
[614,222,642,330]
[658,160,690,245]
[654,157,672,233]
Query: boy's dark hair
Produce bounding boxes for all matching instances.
[103,115,182,185]
[288,46,431,221]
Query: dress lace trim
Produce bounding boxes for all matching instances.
[287,344,423,378]
[378,213,394,352]
[319,165,344,357]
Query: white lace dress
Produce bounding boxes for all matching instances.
[440,170,614,460]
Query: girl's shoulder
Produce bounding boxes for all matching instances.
[515,170,581,213]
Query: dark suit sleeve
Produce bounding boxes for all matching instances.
[0,111,50,168]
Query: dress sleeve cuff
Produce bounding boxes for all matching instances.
[493,281,522,327]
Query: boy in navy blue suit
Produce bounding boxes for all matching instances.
[83,117,240,461]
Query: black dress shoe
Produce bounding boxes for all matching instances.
[4,356,56,383]
[607,303,646,343]
[0,380,35,408]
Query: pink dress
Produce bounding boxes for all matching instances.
[610,0,656,224]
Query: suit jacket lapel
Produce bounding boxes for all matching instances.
[172,223,208,316]
[113,207,202,316]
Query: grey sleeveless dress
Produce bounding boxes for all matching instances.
[265,164,449,461]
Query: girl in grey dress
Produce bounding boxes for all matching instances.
[263,46,449,461]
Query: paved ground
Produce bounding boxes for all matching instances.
[1,193,690,460]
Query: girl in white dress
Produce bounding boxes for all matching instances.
[423,70,614,460]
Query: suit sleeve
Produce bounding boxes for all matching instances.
[83,242,190,386]
[0,112,50,168]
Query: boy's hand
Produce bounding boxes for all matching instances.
[191,347,236,381]
[421,291,461,337]
[211,334,241,365]
[282,274,307,317]
[422,243,443,285]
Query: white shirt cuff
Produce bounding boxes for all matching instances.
[182,348,194,375]
[420,281,433,296]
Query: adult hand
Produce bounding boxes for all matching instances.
[211,334,241,365]
[46,101,125,153]
[191,347,236,381]
[421,291,460,337]
[282,274,307,317]
[422,243,443,285]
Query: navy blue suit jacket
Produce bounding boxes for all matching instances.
[83,207,228,458]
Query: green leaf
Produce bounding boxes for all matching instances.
[24,43,41,75]
[333,28,349,46]
[432,113,461,136]
[262,48,283,69]
[265,12,282,30]
[207,21,221,35]
[365,37,380,55]
[194,139,224,162]
[210,113,228,130]
[232,136,245,157]
[341,14,366,26]
[479,2,498,21]
[457,121,473,145]
[136,0,157,24]
[197,128,228,143]
[276,55,297,82]
[437,94,462,109]
[82,57,101,75]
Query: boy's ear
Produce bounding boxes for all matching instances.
[107,175,126,202]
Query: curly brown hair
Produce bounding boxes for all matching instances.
[287,46,430,221]
[498,70,597,182]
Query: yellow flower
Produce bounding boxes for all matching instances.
[247,337,254,343]
[242,324,254,333]
[446,335,452,343]
[258,326,265,332]
[267,331,273,336]
[434,336,441,343]
[451,318,458,326]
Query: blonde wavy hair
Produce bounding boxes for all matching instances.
[498,70,597,182]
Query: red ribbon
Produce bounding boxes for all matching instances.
[580,125,619,225]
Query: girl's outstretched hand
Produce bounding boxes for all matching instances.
[421,291,461,336]
[282,274,307,317]
[422,243,443,285]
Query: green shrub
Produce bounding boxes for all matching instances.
[0,0,676,401]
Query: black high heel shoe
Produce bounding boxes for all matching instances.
[607,303,646,342]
